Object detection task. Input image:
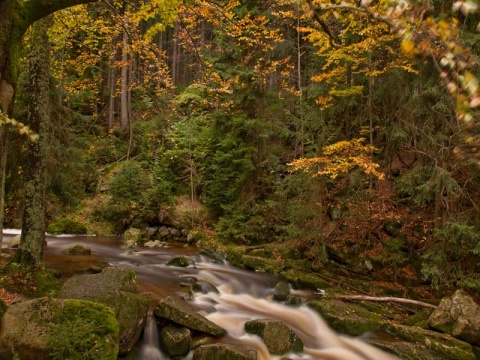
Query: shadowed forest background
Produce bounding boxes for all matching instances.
[1,0,480,294]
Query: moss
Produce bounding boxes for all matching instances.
[48,299,120,360]
[46,217,88,235]
[280,270,332,290]
[402,308,434,327]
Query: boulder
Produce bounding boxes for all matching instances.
[154,296,225,336]
[428,290,480,345]
[0,297,119,360]
[159,325,191,356]
[167,256,190,267]
[244,319,303,355]
[144,240,164,248]
[7,235,20,248]
[159,226,170,238]
[58,267,148,355]
[123,228,143,247]
[272,281,291,301]
[64,243,91,255]
[193,344,257,360]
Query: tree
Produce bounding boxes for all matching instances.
[0,0,98,260]
[12,16,52,269]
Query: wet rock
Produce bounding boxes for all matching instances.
[273,281,291,301]
[159,325,191,356]
[154,296,225,336]
[0,297,119,360]
[123,228,143,247]
[382,323,476,360]
[285,295,303,307]
[308,299,382,336]
[244,319,303,355]
[58,267,148,355]
[170,228,180,237]
[147,227,159,237]
[7,235,20,248]
[167,256,191,267]
[64,243,91,255]
[144,240,165,248]
[428,290,480,345]
[193,344,257,360]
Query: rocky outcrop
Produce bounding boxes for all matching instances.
[428,290,480,346]
[244,319,303,355]
[154,296,225,336]
[193,344,257,360]
[64,243,91,255]
[0,297,119,360]
[58,267,148,355]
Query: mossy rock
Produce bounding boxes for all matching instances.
[159,325,191,356]
[167,256,190,267]
[0,297,119,360]
[382,323,476,360]
[402,308,434,328]
[193,344,257,360]
[46,218,88,235]
[308,299,383,336]
[280,270,332,291]
[244,319,303,354]
[58,267,148,355]
[241,255,283,274]
[225,247,248,268]
[64,243,92,255]
[273,282,291,301]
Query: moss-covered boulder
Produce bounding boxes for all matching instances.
[159,325,191,356]
[272,281,291,301]
[382,323,476,360]
[0,297,119,360]
[280,270,332,291]
[193,344,257,360]
[123,228,143,247]
[58,267,148,355]
[64,243,92,255]
[154,296,225,337]
[308,299,383,336]
[167,256,191,267]
[242,255,283,274]
[244,319,303,355]
[428,290,480,346]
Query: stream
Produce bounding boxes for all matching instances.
[1,231,399,360]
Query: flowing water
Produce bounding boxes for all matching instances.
[1,231,400,360]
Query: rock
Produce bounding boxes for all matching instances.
[170,228,180,237]
[159,226,170,238]
[428,290,480,345]
[273,282,291,301]
[123,228,143,247]
[382,323,476,360]
[242,255,283,274]
[244,319,303,355]
[154,296,225,337]
[144,240,163,248]
[285,295,303,307]
[64,243,91,255]
[7,235,20,248]
[0,297,119,360]
[308,299,383,336]
[147,227,159,237]
[193,344,257,360]
[58,267,148,355]
[159,325,191,356]
[167,256,191,267]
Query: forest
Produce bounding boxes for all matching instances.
[1,0,480,297]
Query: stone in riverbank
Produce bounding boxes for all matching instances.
[159,325,192,356]
[64,243,91,255]
[58,267,148,355]
[0,297,119,360]
[154,296,225,337]
[244,319,303,355]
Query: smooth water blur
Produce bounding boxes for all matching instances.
[1,230,400,360]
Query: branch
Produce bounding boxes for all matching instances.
[336,295,437,309]
[306,0,341,48]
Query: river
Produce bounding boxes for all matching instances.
[1,231,400,360]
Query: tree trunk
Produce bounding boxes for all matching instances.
[13,16,52,269]
[0,0,99,251]
[120,28,129,132]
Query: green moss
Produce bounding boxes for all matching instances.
[280,270,332,290]
[47,218,88,235]
[48,299,120,360]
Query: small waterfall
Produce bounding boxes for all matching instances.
[138,312,165,360]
